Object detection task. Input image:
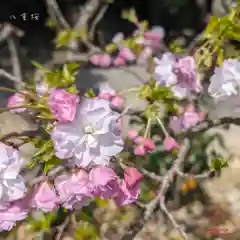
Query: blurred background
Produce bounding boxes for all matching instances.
[0,0,240,240]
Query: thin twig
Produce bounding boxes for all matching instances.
[0,23,24,44]
[89,3,109,39]
[121,139,190,240]
[45,0,70,29]
[176,169,213,179]
[160,196,188,239]
[30,165,65,186]
[0,69,25,86]
[120,159,163,182]
[73,0,101,30]
[7,36,23,90]
[55,216,70,240]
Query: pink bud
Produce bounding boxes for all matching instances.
[134,145,146,156]
[124,167,143,187]
[100,54,112,67]
[111,96,124,109]
[143,138,156,152]
[89,55,100,65]
[127,130,138,140]
[7,93,27,113]
[114,56,126,66]
[119,48,136,61]
[163,136,179,151]
[134,136,144,145]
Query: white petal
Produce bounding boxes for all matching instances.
[4,176,26,201]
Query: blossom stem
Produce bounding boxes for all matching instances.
[156,117,169,137]
[144,117,151,139]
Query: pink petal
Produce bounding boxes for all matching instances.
[124,167,143,187]
[134,145,146,156]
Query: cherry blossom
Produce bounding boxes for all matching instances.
[89,166,120,199]
[7,93,27,113]
[163,136,179,151]
[48,89,80,123]
[51,97,124,168]
[208,59,240,100]
[0,143,27,205]
[0,197,29,232]
[55,170,93,210]
[114,168,143,206]
[31,181,59,212]
[154,53,201,99]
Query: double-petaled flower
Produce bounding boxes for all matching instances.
[51,97,124,168]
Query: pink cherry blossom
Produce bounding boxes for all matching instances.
[98,83,116,101]
[114,180,141,207]
[119,48,136,61]
[182,110,202,129]
[55,170,93,210]
[154,53,202,99]
[124,167,143,188]
[100,54,112,67]
[137,47,153,65]
[0,197,29,232]
[172,56,201,92]
[134,136,144,145]
[163,136,179,151]
[110,96,124,109]
[127,130,138,140]
[89,166,120,199]
[134,145,146,156]
[7,93,27,113]
[48,89,80,123]
[143,138,156,152]
[131,135,156,156]
[114,56,126,66]
[31,181,59,212]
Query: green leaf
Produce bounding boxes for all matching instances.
[121,8,138,23]
[210,157,228,172]
[55,30,74,48]
[33,140,53,158]
[31,61,49,72]
[217,49,224,66]
[95,197,108,208]
[43,157,61,173]
[105,43,117,53]
[144,104,159,119]
[68,85,79,94]
[204,16,219,38]
[139,84,152,99]
[45,18,57,28]
[84,88,96,98]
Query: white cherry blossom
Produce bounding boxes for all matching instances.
[208,59,240,100]
[0,143,27,205]
[51,97,124,168]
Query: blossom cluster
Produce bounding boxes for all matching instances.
[1,82,146,232]
[89,26,164,68]
[3,32,240,234]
